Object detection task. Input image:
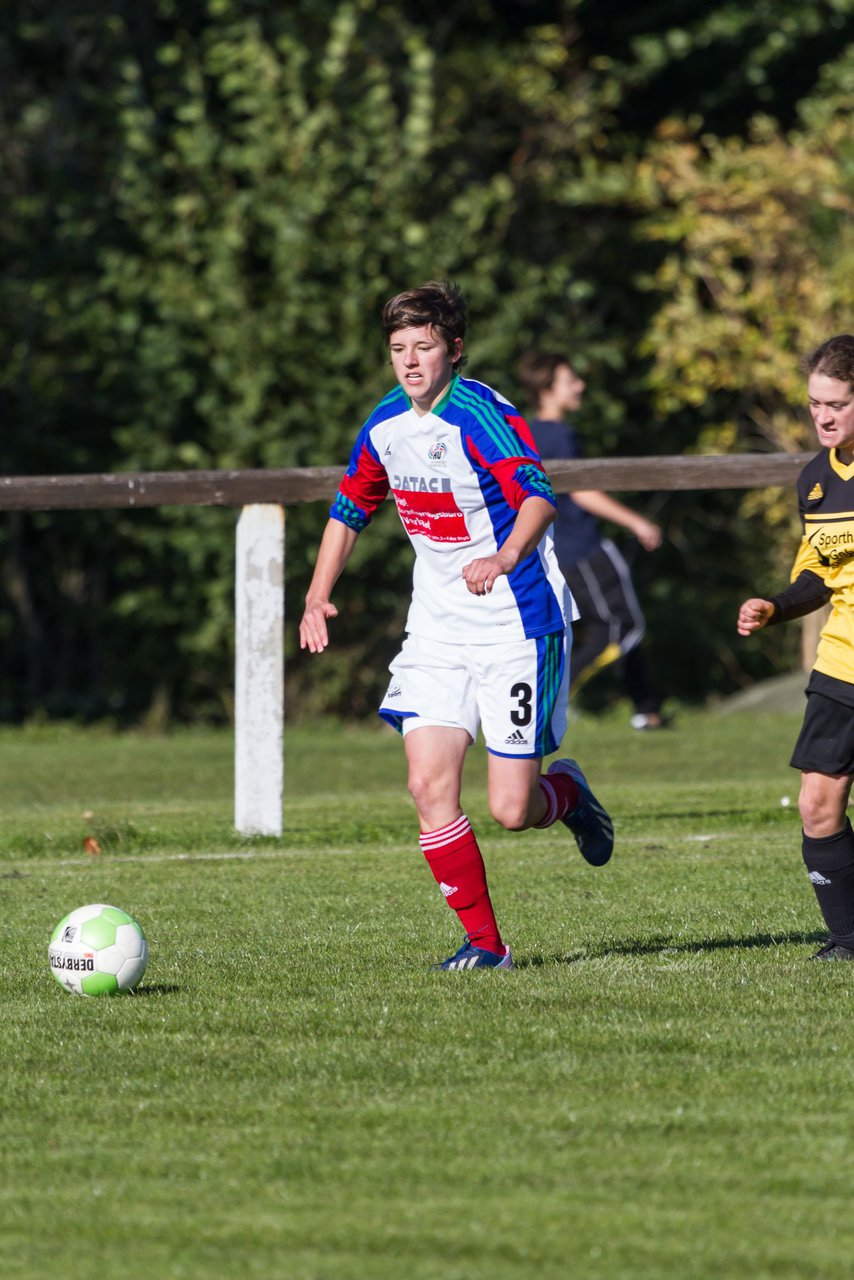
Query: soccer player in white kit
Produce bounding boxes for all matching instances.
[299,281,613,969]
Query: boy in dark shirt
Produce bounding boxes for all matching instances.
[519,350,666,730]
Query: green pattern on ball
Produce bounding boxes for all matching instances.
[80,915,118,949]
[81,972,119,996]
[102,906,137,928]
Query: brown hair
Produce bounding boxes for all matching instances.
[803,334,854,389]
[381,280,467,368]
[517,350,570,400]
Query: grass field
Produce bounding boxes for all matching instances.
[3,708,854,1279]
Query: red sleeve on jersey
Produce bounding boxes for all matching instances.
[466,438,555,511]
[336,443,390,519]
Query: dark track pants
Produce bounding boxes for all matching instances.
[563,539,660,716]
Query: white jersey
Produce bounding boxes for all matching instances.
[330,375,574,643]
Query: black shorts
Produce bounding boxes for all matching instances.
[790,690,854,775]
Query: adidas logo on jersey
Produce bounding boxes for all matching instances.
[385,684,402,698]
[439,881,458,898]
[808,482,824,501]
[504,729,528,745]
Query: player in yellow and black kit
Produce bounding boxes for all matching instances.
[738,334,854,959]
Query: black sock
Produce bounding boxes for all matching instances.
[802,821,854,948]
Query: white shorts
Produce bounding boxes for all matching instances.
[378,631,569,759]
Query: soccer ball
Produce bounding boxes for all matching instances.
[48,903,149,996]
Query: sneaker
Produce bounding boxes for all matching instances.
[630,713,672,731]
[547,758,614,866]
[435,939,514,970]
[812,939,854,960]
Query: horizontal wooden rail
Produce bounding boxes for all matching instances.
[0,452,814,511]
[0,467,344,510]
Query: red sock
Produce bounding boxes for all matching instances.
[419,816,503,955]
[535,773,580,828]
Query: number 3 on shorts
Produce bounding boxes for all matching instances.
[510,682,533,727]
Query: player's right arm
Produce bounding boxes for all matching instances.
[299,519,359,653]
[737,572,831,636]
[738,461,832,638]
[300,414,392,654]
[737,540,831,637]
[736,597,777,636]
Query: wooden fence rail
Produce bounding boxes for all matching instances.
[0,452,814,835]
[0,452,813,510]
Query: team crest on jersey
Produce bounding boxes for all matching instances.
[808,482,824,502]
[427,441,447,463]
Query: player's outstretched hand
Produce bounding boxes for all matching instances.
[299,601,339,653]
[737,597,775,636]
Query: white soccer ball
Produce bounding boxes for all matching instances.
[48,903,149,996]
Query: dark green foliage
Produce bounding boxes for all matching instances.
[0,1,850,720]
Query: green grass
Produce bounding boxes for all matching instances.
[3,710,854,1279]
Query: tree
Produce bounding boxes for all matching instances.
[622,79,853,686]
[0,0,851,719]
[635,108,854,454]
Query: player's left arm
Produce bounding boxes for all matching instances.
[462,496,555,596]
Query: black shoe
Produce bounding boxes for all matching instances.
[812,939,854,960]
[546,758,614,866]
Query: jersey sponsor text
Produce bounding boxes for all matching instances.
[393,474,452,493]
[393,489,471,543]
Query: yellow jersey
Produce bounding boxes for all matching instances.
[789,448,854,687]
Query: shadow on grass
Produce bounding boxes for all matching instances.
[133,983,182,996]
[518,929,828,968]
